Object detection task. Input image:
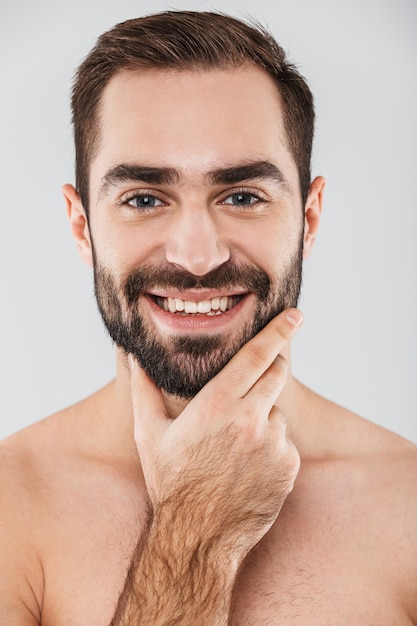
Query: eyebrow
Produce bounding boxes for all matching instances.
[98,160,289,199]
[99,165,179,198]
[207,161,288,188]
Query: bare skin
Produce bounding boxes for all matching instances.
[110,312,302,625]
[1,334,416,624]
[1,66,416,624]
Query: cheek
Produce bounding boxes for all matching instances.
[239,220,300,268]
[92,221,161,272]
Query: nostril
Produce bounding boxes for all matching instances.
[165,247,230,276]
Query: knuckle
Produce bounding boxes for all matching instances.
[272,317,294,342]
[259,371,284,397]
[286,441,301,471]
[238,409,264,442]
[281,441,301,483]
[273,328,290,346]
[245,342,270,370]
[270,357,288,382]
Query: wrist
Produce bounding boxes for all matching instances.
[148,500,241,587]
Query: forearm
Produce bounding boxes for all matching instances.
[111,504,239,625]
[115,311,302,623]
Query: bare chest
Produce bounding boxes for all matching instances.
[38,463,413,625]
[231,513,408,625]
[230,467,414,625]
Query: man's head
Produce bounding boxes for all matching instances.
[71,11,315,212]
[65,11,324,399]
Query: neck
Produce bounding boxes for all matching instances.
[113,343,301,425]
[96,347,324,465]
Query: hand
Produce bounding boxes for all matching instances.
[129,308,302,559]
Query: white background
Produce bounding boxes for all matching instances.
[0,0,416,442]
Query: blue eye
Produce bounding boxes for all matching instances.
[222,192,260,206]
[126,194,164,209]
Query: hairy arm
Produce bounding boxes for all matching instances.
[111,504,236,625]
[111,309,303,625]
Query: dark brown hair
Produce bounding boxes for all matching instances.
[71,10,314,212]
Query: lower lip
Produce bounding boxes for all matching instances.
[143,294,253,333]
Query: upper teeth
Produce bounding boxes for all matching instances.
[157,296,237,315]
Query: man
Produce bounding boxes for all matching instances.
[0,10,416,625]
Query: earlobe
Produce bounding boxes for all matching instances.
[62,183,93,267]
[303,176,325,259]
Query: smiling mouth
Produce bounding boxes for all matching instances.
[153,295,245,316]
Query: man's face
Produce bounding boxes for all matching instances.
[86,66,307,398]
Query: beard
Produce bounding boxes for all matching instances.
[93,244,303,399]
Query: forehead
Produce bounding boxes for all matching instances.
[91,66,295,191]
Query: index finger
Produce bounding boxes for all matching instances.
[202,308,303,399]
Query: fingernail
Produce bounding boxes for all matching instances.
[286,309,304,326]
[127,354,135,370]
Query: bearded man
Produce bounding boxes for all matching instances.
[0,11,416,625]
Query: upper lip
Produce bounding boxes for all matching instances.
[147,289,250,301]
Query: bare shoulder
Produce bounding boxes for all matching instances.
[0,386,145,625]
[0,387,116,624]
[0,423,51,624]
[318,392,417,508]
[350,412,417,619]
[0,381,133,499]
[311,391,417,619]
[332,397,417,477]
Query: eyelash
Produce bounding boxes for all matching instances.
[119,187,268,211]
[220,189,267,207]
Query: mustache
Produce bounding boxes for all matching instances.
[122,262,271,306]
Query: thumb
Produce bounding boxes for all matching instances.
[129,354,169,449]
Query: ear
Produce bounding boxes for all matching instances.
[62,184,93,267]
[303,176,325,259]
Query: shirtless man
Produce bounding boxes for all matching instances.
[1,10,416,625]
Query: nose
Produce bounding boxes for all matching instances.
[165,208,230,276]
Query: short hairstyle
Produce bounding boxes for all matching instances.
[71,10,315,212]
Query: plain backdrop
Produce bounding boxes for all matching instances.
[0,0,416,442]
